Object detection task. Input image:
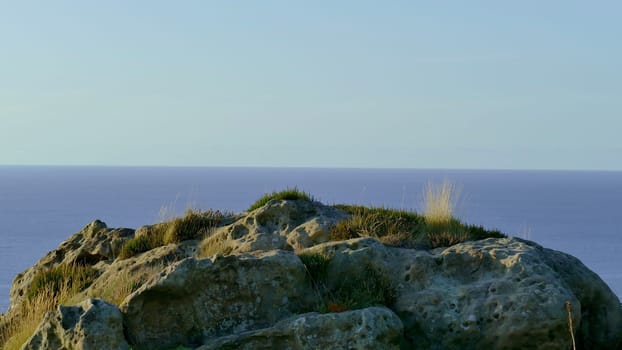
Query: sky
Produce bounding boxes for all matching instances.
[1,1,621,170]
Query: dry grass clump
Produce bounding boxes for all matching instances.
[27,264,98,301]
[331,183,503,249]
[85,264,163,306]
[119,209,230,259]
[330,205,424,248]
[423,180,459,225]
[247,188,314,212]
[0,264,99,348]
[198,234,234,258]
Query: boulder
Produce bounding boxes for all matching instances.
[198,306,405,350]
[301,237,622,349]
[120,250,315,350]
[22,298,128,350]
[9,221,134,311]
[199,199,347,256]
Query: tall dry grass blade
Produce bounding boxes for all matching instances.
[566,301,577,350]
[1,279,74,350]
[423,180,459,225]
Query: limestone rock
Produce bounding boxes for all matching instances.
[4,201,621,350]
[71,241,196,306]
[9,221,134,311]
[198,306,404,350]
[120,250,314,350]
[22,298,128,350]
[200,199,347,256]
[302,237,622,349]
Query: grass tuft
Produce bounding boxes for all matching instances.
[330,205,424,248]
[298,252,395,313]
[27,264,98,301]
[118,209,230,260]
[1,265,95,349]
[331,197,504,249]
[247,188,314,212]
[423,180,459,225]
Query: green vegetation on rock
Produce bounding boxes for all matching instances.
[298,251,396,313]
[247,188,314,212]
[119,209,230,259]
[331,205,504,249]
[27,264,98,301]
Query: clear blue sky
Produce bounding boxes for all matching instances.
[1,1,621,170]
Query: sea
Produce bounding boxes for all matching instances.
[0,166,620,313]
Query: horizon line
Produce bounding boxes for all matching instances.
[0,164,620,173]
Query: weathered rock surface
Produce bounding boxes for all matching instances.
[3,199,621,350]
[120,250,315,350]
[198,306,404,350]
[22,298,128,350]
[72,241,196,306]
[301,237,622,349]
[200,199,348,256]
[9,221,134,311]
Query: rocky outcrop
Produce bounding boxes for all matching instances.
[3,199,621,349]
[198,306,404,350]
[9,221,134,311]
[22,298,128,350]
[120,250,315,350]
[301,237,622,349]
[200,199,347,256]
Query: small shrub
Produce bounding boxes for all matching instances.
[247,188,314,212]
[118,209,230,260]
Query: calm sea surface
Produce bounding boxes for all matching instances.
[0,166,620,312]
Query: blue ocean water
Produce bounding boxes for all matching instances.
[0,166,620,312]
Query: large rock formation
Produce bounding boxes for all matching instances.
[301,237,622,349]
[120,250,314,349]
[199,199,347,255]
[2,198,621,349]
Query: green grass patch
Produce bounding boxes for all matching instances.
[298,251,396,313]
[118,209,230,260]
[247,188,314,212]
[331,204,504,249]
[299,252,331,284]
